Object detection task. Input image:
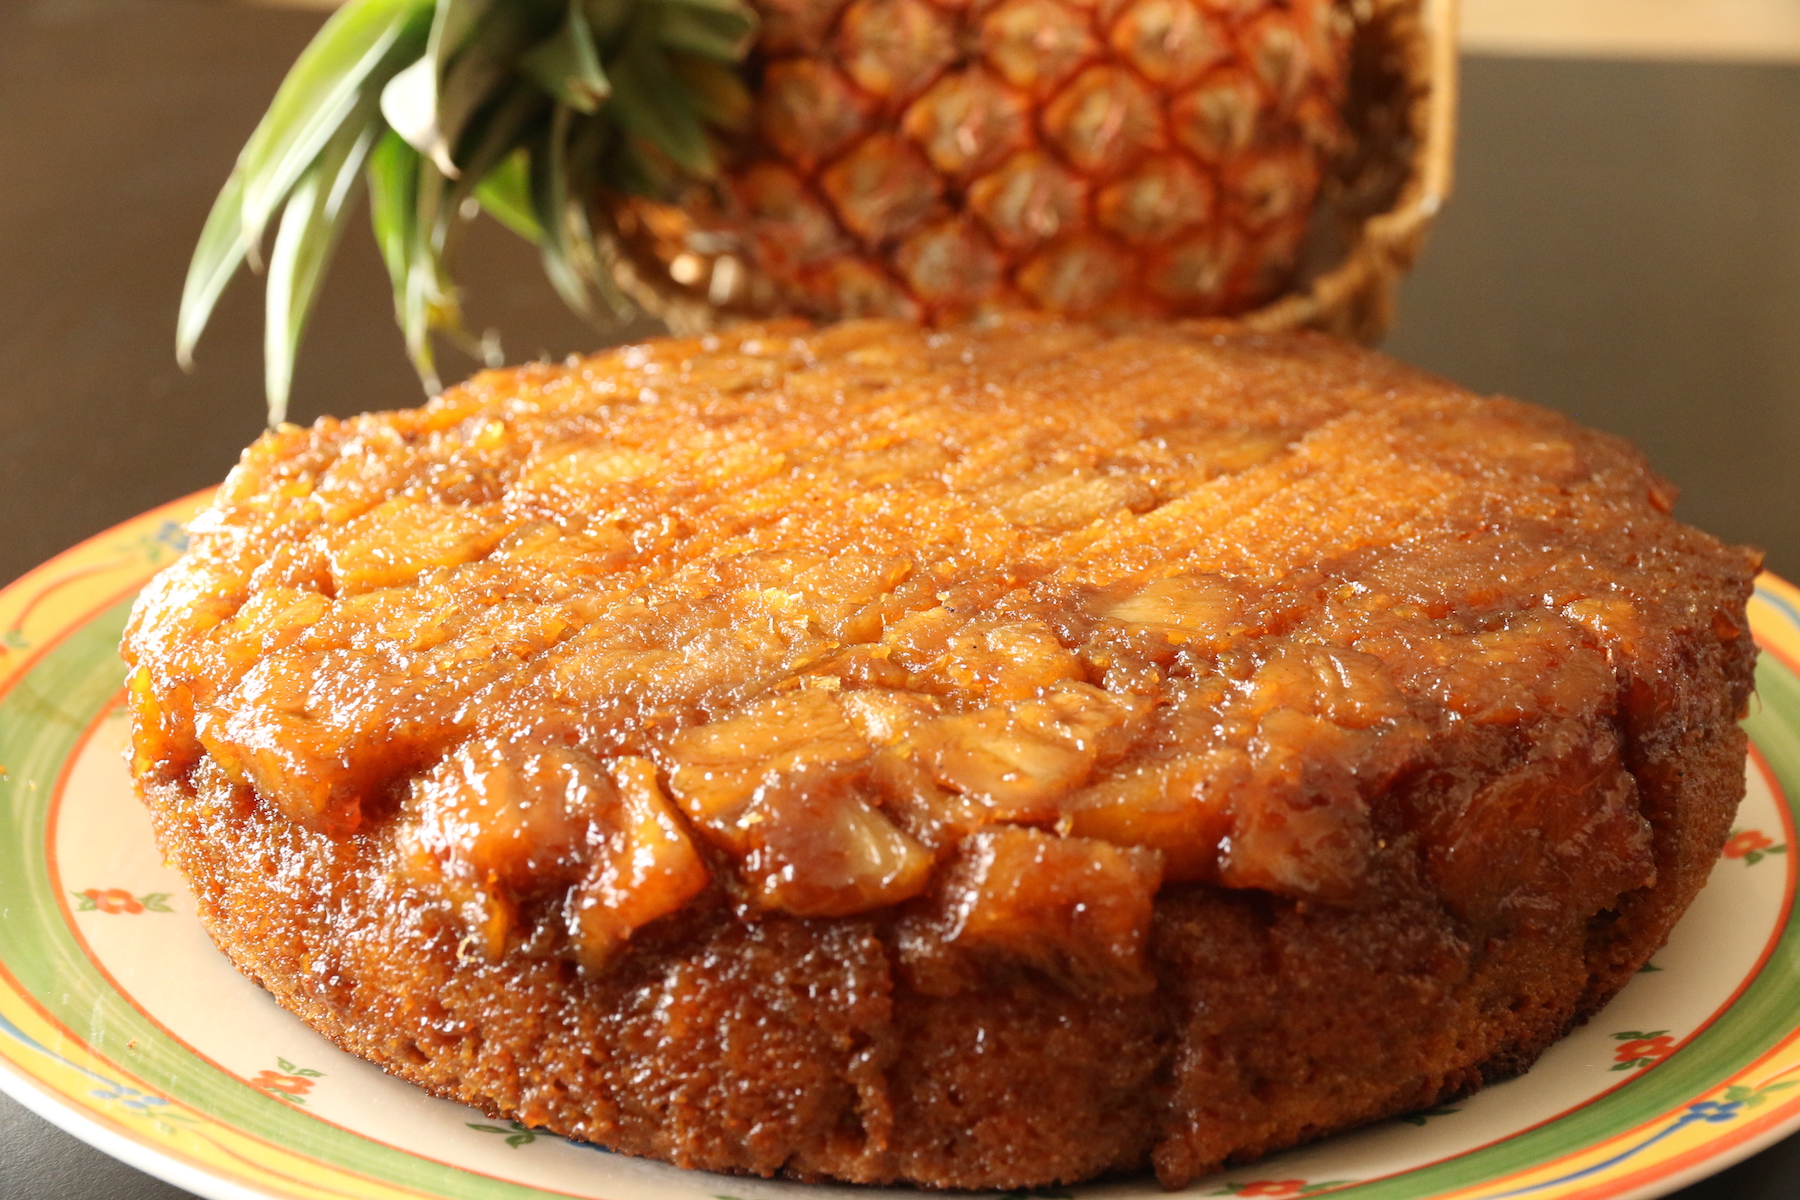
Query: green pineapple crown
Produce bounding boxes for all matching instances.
[178,0,757,426]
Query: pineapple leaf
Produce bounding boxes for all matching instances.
[657,0,758,19]
[379,56,447,173]
[428,0,499,69]
[265,101,384,425]
[528,106,598,319]
[386,1,560,178]
[434,1,563,177]
[607,23,714,177]
[651,0,754,62]
[378,116,503,381]
[367,132,442,391]
[533,107,633,319]
[176,168,251,370]
[187,0,757,417]
[559,117,632,316]
[238,0,432,253]
[566,191,631,317]
[367,128,420,290]
[475,150,544,241]
[596,121,677,198]
[446,81,552,211]
[413,157,495,371]
[180,0,430,369]
[581,0,634,43]
[522,0,611,112]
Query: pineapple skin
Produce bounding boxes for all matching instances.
[617,0,1352,323]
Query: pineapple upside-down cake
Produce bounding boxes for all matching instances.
[125,317,1757,1188]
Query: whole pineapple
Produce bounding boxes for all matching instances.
[617,0,1350,324]
[179,0,1362,419]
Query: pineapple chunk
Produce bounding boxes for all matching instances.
[736,762,933,916]
[942,617,1082,701]
[396,740,709,964]
[1390,610,1615,726]
[836,437,954,485]
[522,442,663,491]
[1137,425,1292,475]
[839,688,943,744]
[127,666,195,782]
[1101,572,1241,637]
[195,658,373,833]
[306,423,418,524]
[1062,748,1246,880]
[1561,596,1642,653]
[883,607,1083,701]
[197,707,339,821]
[206,586,331,676]
[489,521,633,583]
[396,737,600,895]
[566,757,711,971]
[732,552,916,644]
[1246,643,1409,729]
[1217,707,1378,901]
[913,826,1163,997]
[665,691,930,914]
[880,603,964,675]
[789,553,915,642]
[911,706,1091,821]
[1425,731,1652,926]
[908,682,1138,821]
[1015,680,1148,761]
[123,552,243,654]
[324,495,509,594]
[995,467,1158,531]
[840,685,984,845]
[867,747,989,850]
[666,690,871,841]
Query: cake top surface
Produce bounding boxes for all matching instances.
[123,316,1756,986]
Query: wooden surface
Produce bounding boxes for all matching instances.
[4,1,1800,1197]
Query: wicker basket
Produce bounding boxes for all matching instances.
[607,0,1459,344]
[1247,0,1459,342]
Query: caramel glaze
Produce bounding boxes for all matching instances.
[125,317,1758,1186]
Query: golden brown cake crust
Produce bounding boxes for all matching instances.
[124,318,1758,1188]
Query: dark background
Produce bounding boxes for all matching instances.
[3,1,1800,1196]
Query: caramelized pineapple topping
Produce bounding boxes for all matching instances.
[126,319,1742,984]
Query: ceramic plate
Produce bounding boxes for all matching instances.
[6,494,1800,1200]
